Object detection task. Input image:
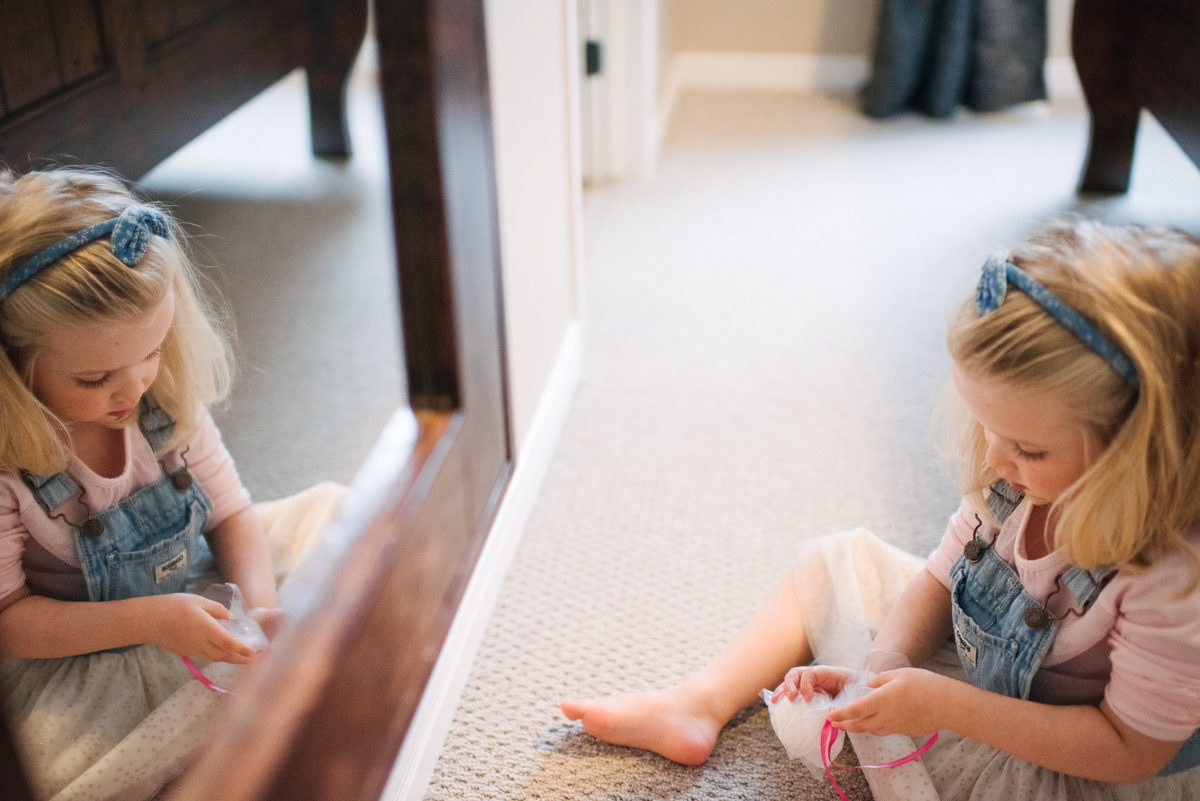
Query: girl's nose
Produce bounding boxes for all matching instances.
[113,368,150,406]
[983,431,1012,474]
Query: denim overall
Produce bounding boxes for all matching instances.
[950,480,1200,776]
[20,395,212,608]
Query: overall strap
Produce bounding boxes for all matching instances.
[137,393,176,454]
[987,479,1115,609]
[1059,564,1115,611]
[986,479,1024,524]
[19,470,79,515]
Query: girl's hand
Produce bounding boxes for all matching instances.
[826,668,952,738]
[249,606,286,641]
[143,593,258,664]
[772,665,857,704]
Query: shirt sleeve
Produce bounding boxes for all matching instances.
[0,478,29,598]
[925,498,984,591]
[1103,545,1200,741]
[185,408,253,531]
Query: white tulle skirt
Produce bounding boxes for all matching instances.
[792,528,1200,801]
[1,482,347,801]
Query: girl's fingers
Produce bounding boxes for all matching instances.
[205,625,255,663]
[829,713,876,734]
[195,597,232,620]
[828,696,871,724]
[866,670,896,689]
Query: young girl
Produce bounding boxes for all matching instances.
[0,168,342,800]
[563,221,1200,799]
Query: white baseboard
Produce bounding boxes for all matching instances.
[658,51,1082,146]
[380,321,584,801]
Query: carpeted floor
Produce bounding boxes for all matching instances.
[423,92,1200,800]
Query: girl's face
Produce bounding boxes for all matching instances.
[953,367,1102,504]
[29,292,174,428]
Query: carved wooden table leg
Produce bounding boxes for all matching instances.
[1079,100,1140,194]
[303,0,369,158]
[1073,0,1140,194]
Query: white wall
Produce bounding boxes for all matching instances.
[661,0,878,56]
[485,0,584,451]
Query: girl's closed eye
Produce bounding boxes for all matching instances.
[1015,446,1047,461]
[72,349,160,389]
[75,374,111,389]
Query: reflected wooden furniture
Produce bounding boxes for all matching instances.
[0,1,512,799]
[0,0,366,173]
[1073,0,1200,193]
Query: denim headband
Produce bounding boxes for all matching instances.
[976,253,1139,391]
[0,205,169,304]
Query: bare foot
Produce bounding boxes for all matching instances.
[560,686,724,765]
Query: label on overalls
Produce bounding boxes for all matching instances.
[954,623,978,666]
[155,550,188,584]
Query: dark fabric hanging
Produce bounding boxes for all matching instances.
[861,0,1048,119]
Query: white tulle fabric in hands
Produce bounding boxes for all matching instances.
[763,687,842,779]
[763,666,898,782]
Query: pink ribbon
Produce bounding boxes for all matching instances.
[181,656,233,694]
[820,719,938,801]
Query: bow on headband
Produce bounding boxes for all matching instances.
[0,204,170,303]
[975,253,1139,391]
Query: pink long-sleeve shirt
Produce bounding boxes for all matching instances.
[926,497,1200,742]
[0,407,251,603]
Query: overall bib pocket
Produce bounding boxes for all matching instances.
[97,497,207,600]
[950,570,1020,697]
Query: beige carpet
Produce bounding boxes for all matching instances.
[425,93,1200,800]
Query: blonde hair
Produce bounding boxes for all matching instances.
[0,167,232,475]
[944,220,1200,572]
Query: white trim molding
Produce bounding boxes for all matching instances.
[381,321,584,801]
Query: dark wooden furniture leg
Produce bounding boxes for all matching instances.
[1073,0,1140,193]
[1078,99,1141,195]
[302,0,368,158]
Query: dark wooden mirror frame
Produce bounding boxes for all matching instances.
[0,1,512,799]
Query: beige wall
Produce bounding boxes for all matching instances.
[660,0,878,56]
[660,0,1073,59]
[484,0,583,451]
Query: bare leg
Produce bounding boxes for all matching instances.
[561,569,810,765]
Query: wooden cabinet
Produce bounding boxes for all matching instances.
[0,0,366,177]
[0,0,106,115]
